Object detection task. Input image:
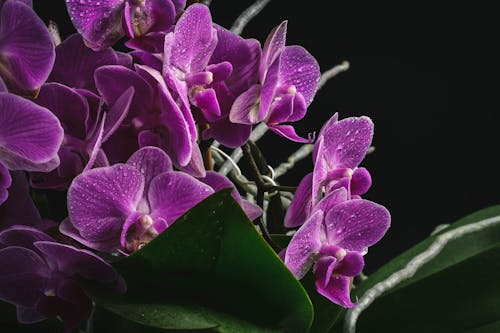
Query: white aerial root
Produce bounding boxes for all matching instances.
[318,61,350,90]
[231,0,272,35]
[48,21,61,46]
[344,214,500,333]
[273,144,314,179]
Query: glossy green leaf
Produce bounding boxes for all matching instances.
[341,205,500,333]
[92,189,313,333]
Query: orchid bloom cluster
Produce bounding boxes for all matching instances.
[0,0,390,331]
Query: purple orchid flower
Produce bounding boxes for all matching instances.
[0,226,125,332]
[66,0,181,52]
[0,93,63,183]
[0,0,55,94]
[229,21,321,143]
[284,188,390,307]
[284,114,374,228]
[200,24,261,148]
[94,63,205,176]
[29,82,134,190]
[61,146,214,253]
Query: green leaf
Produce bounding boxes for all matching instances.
[92,189,313,333]
[342,205,500,333]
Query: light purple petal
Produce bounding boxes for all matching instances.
[148,171,213,226]
[229,84,262,124]
[35,241,126,293]
[284,210,324,279]
[312,187,348,216]
[66,0,124,51]
[314,273,354,308]
[0,76,7,92]
[191,88,221,122]
[312,113,338,164]
[175,144,206,178]
[268,124,311,143]
[0,93,63,171]
[0,1,55,92]
[324,199,391,252]
[67,164,144,247]
[277,46,320,105]
[126,146,173,194]
[0,246,48,307]
[319,116,374,170]
[284,173,313,228]
[167,4,217,74]
[50,34,119,90]
[260,20,287,80]
[351,167,372,196]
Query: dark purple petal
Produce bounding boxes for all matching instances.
[0,1,55,92]
[35,241,126,293]
[210,25,260,96]
[268,124,311,143]
[277,46,320,105]
[167,4,217,74]
[284,173,313,228]
[66,164,144,250]
[314,273,354,308]
[66,0,124,51]
[0,93,63,171]
[0,172,43,229]
[285,210,324,279]
[202,116,252,148]
[171,0,185,13]
[148,171,213,226]
[101,86,134,142]
[94,65,154,118]
[335,251,364,277]
[0,161,10,204]
[16,306,45,324]
[314,255,338,288]
[351,167,372,196]
[0,76,7,92]
[319,116,374,170]
[229,84,262,124]
[175,144,206,178]
[260,21,287,80]
[0,246,48,307]
[127,146,173,194]
[35,82,89,139]
[0,226,54,250]
[324,199,391,252]
[50,34,119,90]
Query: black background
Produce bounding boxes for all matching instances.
[35,1,499,272]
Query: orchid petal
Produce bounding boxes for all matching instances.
[0,93,63,171]
[285,210,324,279]
[0,1,55,92]
[268,124,311,143]
[148,171,213,226]
[284,173,313,228]
[314,273,354,308]
[67,164,144,247]
[324,199,391,252]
